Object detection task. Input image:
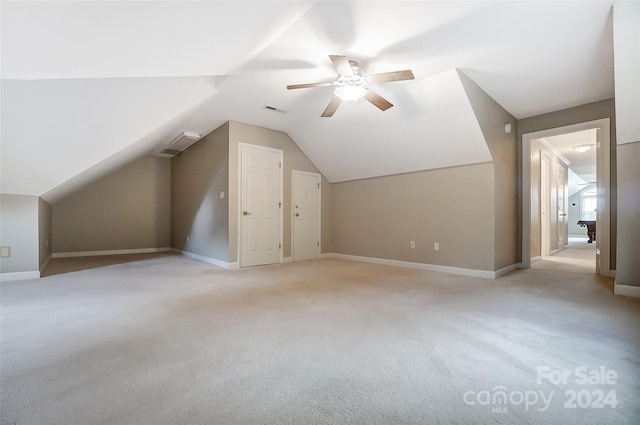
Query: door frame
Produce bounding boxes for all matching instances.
[521,118,611,276]
[238,142,284,268]
[291,170,322,261]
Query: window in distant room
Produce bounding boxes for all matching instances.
[581,187,597,220]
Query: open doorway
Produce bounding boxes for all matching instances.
[521,119,611,277]
[532,129,597,273]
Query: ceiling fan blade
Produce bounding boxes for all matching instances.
[287,81,334,90]
[321,95,342,117]
[367,70,415,84]
[364,90,393,111]
[329,55,353,76]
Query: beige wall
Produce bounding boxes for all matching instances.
[38,197,52,268]
[0,194,39,274]
[615,141,640,287]
[171,122,230,262]
[612,2,640,289]
[52,156,171,253]
[331,163,495,271]
[228,121,331,262]
[518,98,616,267]
[460,71,518,270]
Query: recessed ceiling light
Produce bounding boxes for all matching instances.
[573,144,594,153]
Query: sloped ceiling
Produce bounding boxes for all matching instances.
[0,1,615,202]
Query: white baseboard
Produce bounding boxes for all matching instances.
[284,256,293,263]
[39,255,52,274]
[613,283,640,298]
[172,248,238,270]
[0,271,40,282]
[323,253,508,279]
[494,263,519,277]
[52,247,171,258]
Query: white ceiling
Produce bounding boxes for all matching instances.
[0,1,616,202]
[540,129,598,196]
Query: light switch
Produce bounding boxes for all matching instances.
[0,246,11,258]
[219,191,225,199]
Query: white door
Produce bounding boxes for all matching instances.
[292,171,321,261]
[557,162,568,249]
[240,144,282,267]
[540,152,550,257]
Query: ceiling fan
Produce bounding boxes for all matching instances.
[287,55,415,117]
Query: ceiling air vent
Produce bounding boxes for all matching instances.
[154,131,201,158]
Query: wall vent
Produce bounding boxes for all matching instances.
[154,131,201,158]
[264,105,287,113]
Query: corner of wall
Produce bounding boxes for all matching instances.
[458,70,518,271]
[170,122,230,263]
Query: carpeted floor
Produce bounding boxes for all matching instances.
[532,236,597,274]
[1,252,639,424]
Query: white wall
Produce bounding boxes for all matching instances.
[568,190,584,237]
[0,194,40,277]
[613,1,640,145]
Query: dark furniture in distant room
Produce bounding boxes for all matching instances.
[577,220,596,243]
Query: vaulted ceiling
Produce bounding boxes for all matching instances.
[1,1,615,202]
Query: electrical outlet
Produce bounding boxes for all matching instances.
[0,246,11,258]
[410,241,415,249]
[434,242,440,251]
[220,191,225,199]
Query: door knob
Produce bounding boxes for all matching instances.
[243,211,252,216]
[295,213,300,217]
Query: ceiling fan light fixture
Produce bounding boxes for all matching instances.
[287,55,414,116]
[573,144,594,153]
[334,85,367,102]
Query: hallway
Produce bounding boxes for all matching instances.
[532,236,597,274]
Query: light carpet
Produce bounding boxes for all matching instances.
[1,255,639,424]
